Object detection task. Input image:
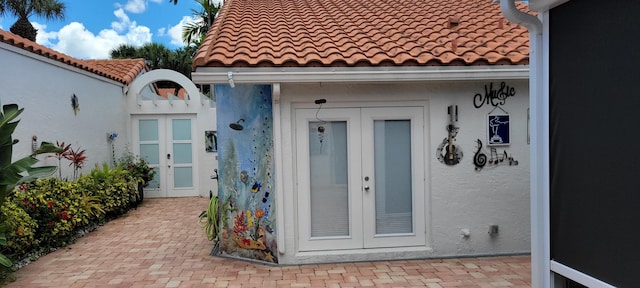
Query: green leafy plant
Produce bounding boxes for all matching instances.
[118,153,156,187]
[87,163,138,216]
[1,200,38,257]
[1,165,139,262]
[0,103,60,268]
[77,190,105,221]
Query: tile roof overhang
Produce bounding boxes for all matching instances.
[192,0,531,84]
[0,29,147,85]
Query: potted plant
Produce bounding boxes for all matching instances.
[118,153,156,203]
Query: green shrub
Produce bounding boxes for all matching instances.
[118,152,156,187]
[1,163,139,262]
[84,164,138,217]
[1,200,38,257]
[9,179,83,249]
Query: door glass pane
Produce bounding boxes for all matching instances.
[147,171,160,189]
[174,167,193,188]
[374,120,413,234]
[140,144,159,165]
[172,119,191,140]
[140,144,160,190]
[309,121,349,237]
[139,120,158,141]
[173,143,192,164]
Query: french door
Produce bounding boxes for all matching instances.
[133,115,197,197]
[296,107,425,251]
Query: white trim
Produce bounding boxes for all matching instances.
[0,42,127,87]
[541,10,553,288]
[192,66,529,84]
[272,84,286,255]
[551,261,616,288]
[530,0,571,11]
[499,1,549,286]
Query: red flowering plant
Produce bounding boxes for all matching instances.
[10,179,78,249]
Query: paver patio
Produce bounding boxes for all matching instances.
[6,197,531,287]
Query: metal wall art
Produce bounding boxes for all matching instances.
[473,139,518,171]
[473,81,516,109]
[473,139,487,171]
[71,93,79,116]
[437,105,463,165]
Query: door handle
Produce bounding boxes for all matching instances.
[167,154,171,160]
[364,185,370,192]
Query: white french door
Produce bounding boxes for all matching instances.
[133,115,197,197]
[296,107,425,251]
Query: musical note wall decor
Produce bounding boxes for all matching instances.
[473,139,518,171]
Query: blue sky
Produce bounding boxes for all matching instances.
[0,0,215,59]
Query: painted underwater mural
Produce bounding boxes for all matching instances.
[215,84,277,263]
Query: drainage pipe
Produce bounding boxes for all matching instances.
[499,1,549,287]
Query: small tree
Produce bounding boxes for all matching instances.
[0,102,60,267]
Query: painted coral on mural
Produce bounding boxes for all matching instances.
[215,84,277,263]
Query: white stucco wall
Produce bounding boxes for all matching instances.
[0,45,129,179]
[276,81,530,264]
[200,104,219,197]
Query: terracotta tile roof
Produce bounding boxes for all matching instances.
[157,87,188,99]
[193,0,531,68]
[0,29,146,85]
[82,59,148,85]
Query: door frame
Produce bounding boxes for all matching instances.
[294,103,428,252]
[132,114,199,198]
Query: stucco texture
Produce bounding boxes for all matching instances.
[276,81,530,264]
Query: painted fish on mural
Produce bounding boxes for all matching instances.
[251,181,261,193]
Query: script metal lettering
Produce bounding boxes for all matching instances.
[473,82,516,109]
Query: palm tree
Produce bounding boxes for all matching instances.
[0,0,66,41]
[138,43,172,70]
[166,44,198,78]
[182,0,222,45]
[110,44,138,59]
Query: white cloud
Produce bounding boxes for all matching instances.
[30,8,153,59]
[123,0,163,14]
[124,0,147,13]
[32,22,58,47]
[111,8,131,33]
[51,22,125,59]
[164,16,193,47]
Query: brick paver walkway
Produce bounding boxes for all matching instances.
[6,197,531,287]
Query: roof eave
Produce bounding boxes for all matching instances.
[191,65,530,85]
